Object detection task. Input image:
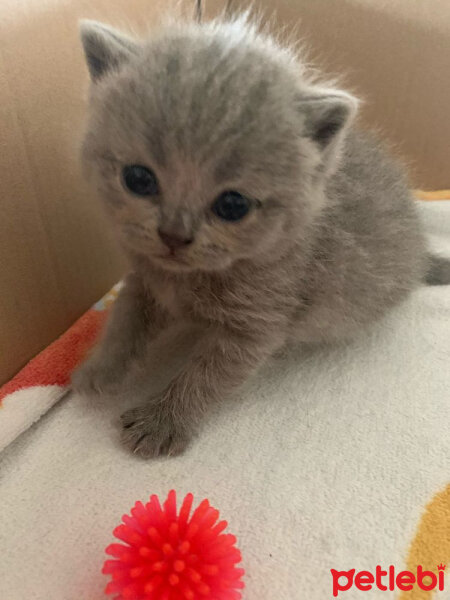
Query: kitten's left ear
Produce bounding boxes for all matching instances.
[79,20,139,81]
[298,89,359,174]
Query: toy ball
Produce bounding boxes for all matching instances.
[103,490,245,600]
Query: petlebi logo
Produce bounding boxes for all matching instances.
[330,564,446,597]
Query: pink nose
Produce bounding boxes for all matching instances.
[158,228,193,250]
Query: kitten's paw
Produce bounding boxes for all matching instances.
[121,403,190,459]
[71,358,123,396]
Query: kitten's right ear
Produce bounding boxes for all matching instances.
[297,89,359,175]
[79,20,139,81]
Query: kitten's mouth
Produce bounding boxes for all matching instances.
[158,251,183,261]
[155,252,189,267]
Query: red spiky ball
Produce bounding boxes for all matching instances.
[103,490,245,600]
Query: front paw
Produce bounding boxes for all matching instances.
[121,402,191,459]
[71,357,123,396]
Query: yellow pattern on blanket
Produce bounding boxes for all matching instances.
[399,484,450,599]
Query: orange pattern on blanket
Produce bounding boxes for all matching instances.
[399,484,450,599]
[416,190,450,201]
[0,309,107,405]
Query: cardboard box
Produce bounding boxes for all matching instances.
[0,0,449,384]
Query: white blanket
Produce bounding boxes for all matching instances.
[1,201,449,600]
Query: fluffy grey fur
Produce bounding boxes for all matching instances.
[73,14,438,458]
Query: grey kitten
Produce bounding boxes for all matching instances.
[72,14,444,458]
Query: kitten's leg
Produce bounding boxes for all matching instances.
[72,272,166,395]
[121,325,284,458]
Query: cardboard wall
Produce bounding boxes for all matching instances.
[0,0,448,384]
[0,0,166,384]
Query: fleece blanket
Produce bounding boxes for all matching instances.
[0,285,122,452]
[0,199,449,600]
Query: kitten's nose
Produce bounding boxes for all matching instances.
[157,227,193,250]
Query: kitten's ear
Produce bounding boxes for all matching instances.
[79,20,139,81]
[298,90,359,173]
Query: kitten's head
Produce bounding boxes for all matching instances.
[80,16,357,273]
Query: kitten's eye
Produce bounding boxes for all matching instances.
[122,165,159,196]
[212,191,251,222]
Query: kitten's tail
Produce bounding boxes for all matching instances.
[424,254,450,286]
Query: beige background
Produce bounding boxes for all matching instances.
[0,0,449,385]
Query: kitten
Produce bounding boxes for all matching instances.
[73,14,437,458]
